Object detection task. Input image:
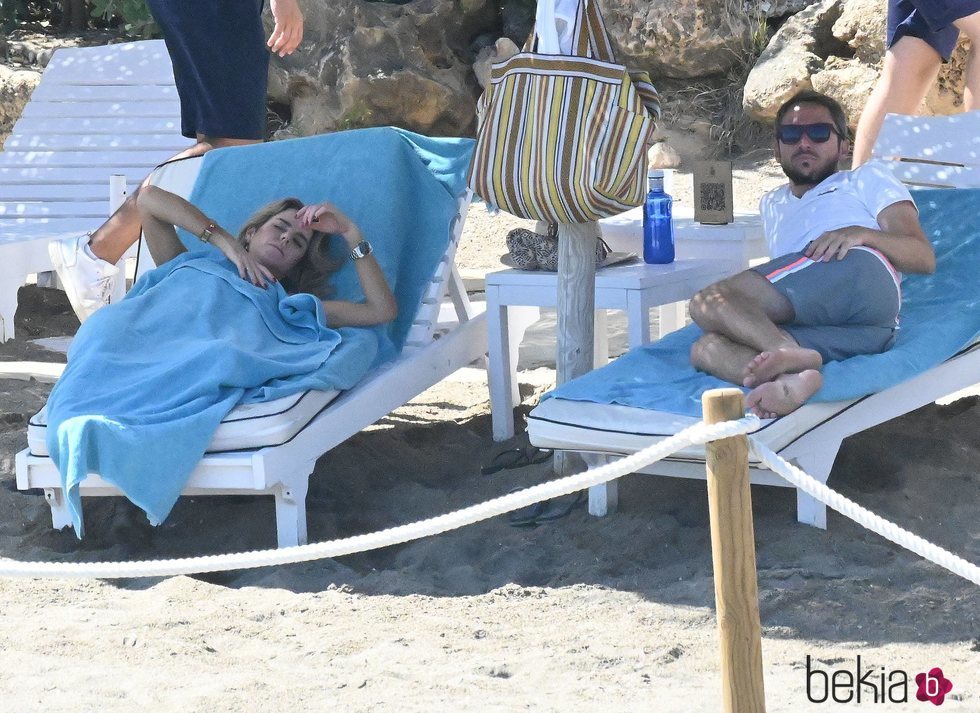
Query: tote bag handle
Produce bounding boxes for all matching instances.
[525,0,617,62]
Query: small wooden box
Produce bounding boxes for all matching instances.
[693,161,734,225]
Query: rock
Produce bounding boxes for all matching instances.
[598,0,756,79]
[746,0,971,126]
[266,0,498,137]
[499,0,534,45]
[756,0,821,18]
[473,37,520,90]
[832,0,884,63]
[742,0,844,121]
[648,141,682,169]
[810,58,878,125]
[928,43,970,115]
[0,65,41,143]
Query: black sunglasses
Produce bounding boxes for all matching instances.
[776,122,842,145]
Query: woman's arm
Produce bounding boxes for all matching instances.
[136,186,275,286]
[295,202,398,327]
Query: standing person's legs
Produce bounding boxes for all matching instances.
[51,0,269,321]
[92,0,268,264]
[953,11,980,107]
[852,0,953,165]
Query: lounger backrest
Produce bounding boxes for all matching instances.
[872,112,980,188]
[0,40,193,239]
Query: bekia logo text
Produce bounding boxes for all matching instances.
[805,656,953,705]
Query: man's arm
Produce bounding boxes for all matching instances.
[802,200,936,274]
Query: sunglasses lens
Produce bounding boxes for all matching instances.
[777,125,804,144]
[807,124,833,142]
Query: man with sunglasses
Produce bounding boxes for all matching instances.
[689,91,935,418]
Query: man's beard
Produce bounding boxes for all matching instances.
[782,155,838,187]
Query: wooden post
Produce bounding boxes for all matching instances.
[703,388,766,713]
[554,221,598,474]
[556,222,598,385]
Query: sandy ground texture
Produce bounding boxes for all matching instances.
[0,148,978,711]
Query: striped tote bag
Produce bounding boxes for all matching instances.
[467,0,660,224]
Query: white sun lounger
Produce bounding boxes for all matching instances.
[0,39,194,341]
[16,152,487,548]
[527,111,980,528]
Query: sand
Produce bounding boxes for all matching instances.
[0,151,977,712]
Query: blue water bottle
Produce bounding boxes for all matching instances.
[643,169,675,264]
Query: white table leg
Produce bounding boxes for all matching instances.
[658,302,687,338]
[487,285,516,442]
[593,309,609,365]
[626,290,651,349]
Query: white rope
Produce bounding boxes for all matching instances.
[749,439,980,586]
[0,417,760,579]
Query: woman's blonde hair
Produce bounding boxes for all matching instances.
[237,197,341,298]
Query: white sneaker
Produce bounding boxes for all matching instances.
[48,235,120,322]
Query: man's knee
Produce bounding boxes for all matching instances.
[690,332,721,370]
[690,282,729,326]
[690,273,751,324]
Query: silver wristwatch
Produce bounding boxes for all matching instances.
[351,240,373,260]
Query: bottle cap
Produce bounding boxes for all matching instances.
[648,168,665,179]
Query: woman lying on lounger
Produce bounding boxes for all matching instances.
[45,187,400,537]
[137,185,397,326]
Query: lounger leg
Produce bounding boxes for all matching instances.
[796,491,826,530]
[792,447,840,530]
[274,480,309,548]
[0,282,18,342]
[584,454,618,516]
[43,488,74,531]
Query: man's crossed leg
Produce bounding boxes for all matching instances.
[688,269,824,418]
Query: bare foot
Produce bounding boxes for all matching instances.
[742,346,823,387]
[744,369,823,418]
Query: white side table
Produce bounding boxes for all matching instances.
[486,258,742,441]
[598,208,769,333]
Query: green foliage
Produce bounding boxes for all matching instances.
[89,0,158,38]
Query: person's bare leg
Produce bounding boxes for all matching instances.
[87,136,258,263]
[690,332,761,384]
[742,346,823,387]
[852,37,942,165]
[689,270,797,354]
[745,369,823,418]
[954,12,980,109]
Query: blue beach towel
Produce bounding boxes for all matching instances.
[46,128,475,535]
[548,188,980,417]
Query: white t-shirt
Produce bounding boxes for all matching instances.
[760,161,914,259]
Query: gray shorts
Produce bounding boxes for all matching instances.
[750,248,902,362]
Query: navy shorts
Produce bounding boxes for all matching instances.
[147,0,269,140]
[888,0,980,61]
[751,248,902,363]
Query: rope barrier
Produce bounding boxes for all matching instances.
[0,417,759,579]
[1,413,976,588]
[749,440,980,586]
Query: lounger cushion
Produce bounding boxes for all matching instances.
[528,391,852,461]
[27,388,341,456]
